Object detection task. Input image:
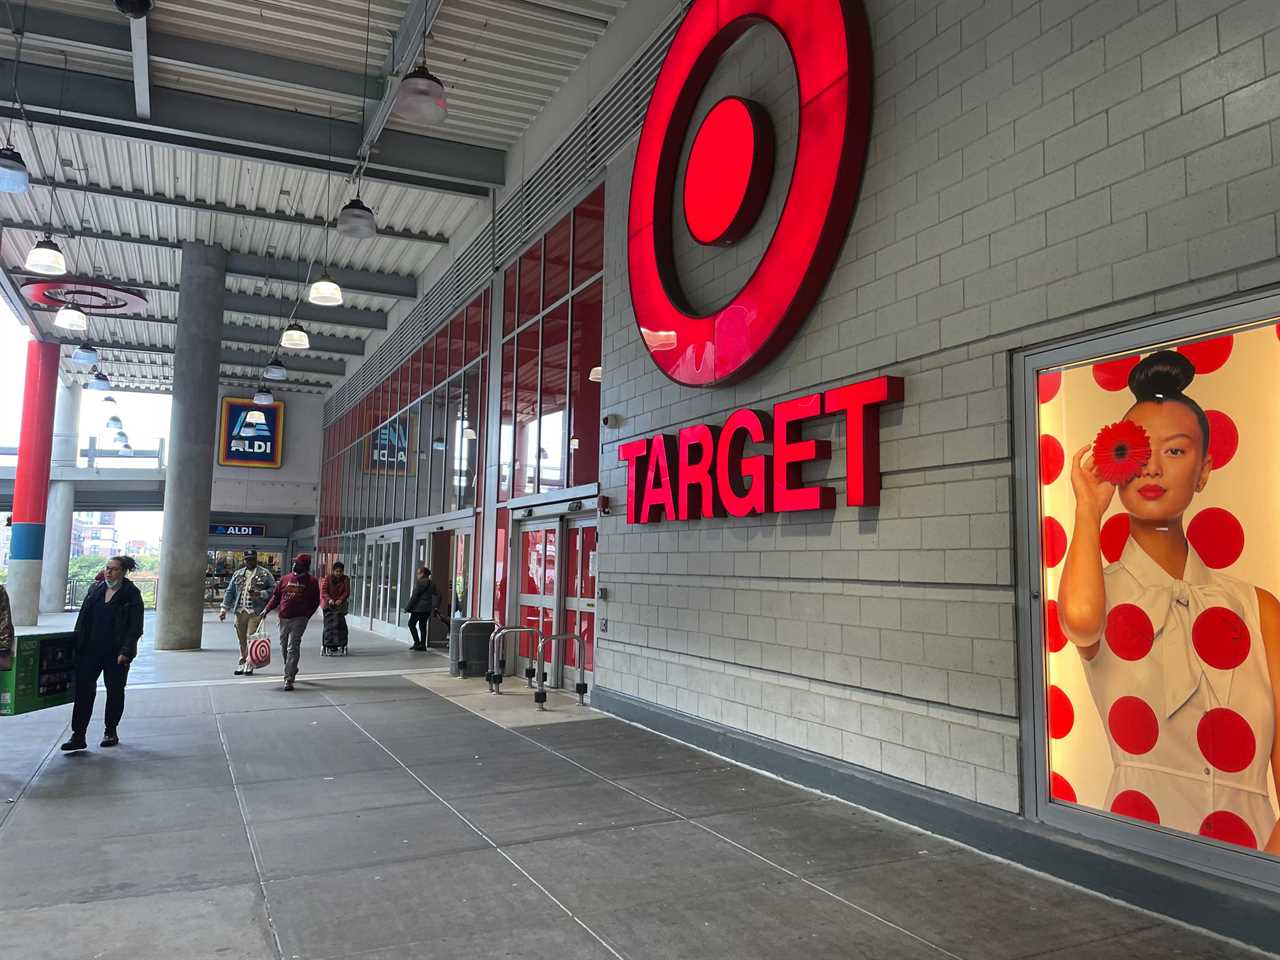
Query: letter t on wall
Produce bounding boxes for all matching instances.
[823,376,904,506]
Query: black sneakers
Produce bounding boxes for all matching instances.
[60,735,87,752]
[100,730,119,748]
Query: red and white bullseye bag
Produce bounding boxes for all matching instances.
[247,632,272,669]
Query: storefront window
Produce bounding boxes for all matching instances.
[513,324,541,498]
[539,302,569,494]
[498,339,515,501]
[544,214,571,308]
[502,264,517,338]
[573,185,604,288]
[1037,320,1280,859]
[569,281,602,488]
[493,508,510,625]
[519,241,541,327]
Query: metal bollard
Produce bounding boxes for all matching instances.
[487,626,535,694]
[574,628,589,706]
[533,636,549,711]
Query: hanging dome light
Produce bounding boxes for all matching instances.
[263,354,287,381]
[431,436,446,451]
[588,366,602,383]
[102,394,117,406]
[0,146,29,192]
[308,273,343,306]
[105,415,123,431]
[54,304,88,331]
[337,197,377,239]
[280,321,311,350]
[25,235,67,276]
[114,430,129,445]
[253,386,274,406]
[462,425,477,441]
[119,442,134,457]
[71,343,98,366]
[395,65,448,124]
[87,370,111,391]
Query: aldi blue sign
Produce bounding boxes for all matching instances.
[209,523,267,537]
[218,397,284,469]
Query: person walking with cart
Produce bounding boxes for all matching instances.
[405,566,440,651]
[219,548,275,676]
[62,556,144,751]
[320,561,351,656]
[263,553,321,691]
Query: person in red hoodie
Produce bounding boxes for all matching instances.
[263,553,321,691]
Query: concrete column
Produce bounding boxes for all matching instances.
[9,341,61,626]
[40,381,82,614]
[156,242,226,650]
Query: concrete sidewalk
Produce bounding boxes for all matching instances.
[0,664,1271,960]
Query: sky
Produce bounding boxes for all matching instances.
[1,302,171,546]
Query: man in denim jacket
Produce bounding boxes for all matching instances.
[219,549,275,675]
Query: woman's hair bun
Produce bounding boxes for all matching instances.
[1128,349,1194,401]
[113,555,137,573]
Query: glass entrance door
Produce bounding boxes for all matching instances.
[367,534,404,635]
[517,521,560,679]
[563,520,597,681]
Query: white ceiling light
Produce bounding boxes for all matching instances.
[102,394,117,406]
[263,354,287,382]
[280,321,311,350]
[119,443,134,457]
[396,65,448,125]
[253,387,274,405]
[54,304,88,331]
[105,415,123,431]
[87,370,111,391]
[337,198,377,239]
[25,235,66,276]
[588,366,602,383]
[462,425,477,440]
[114,430,129,445]
[308,274,343,307]
[0,147,29,193]
[71,343,98,366]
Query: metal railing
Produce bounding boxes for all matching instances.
[65,578,159,610]
[487,626,536,694]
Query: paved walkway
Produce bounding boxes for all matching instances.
[0,622,1272,960]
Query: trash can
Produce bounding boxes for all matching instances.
[450,618,495,678]
[1,632,77,716]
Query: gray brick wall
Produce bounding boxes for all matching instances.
[592,0,1280,814]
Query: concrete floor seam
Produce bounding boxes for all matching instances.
[215,711,289,960]
[425,686,969,960]
[329,700,632,960]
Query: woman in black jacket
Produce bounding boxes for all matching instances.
[404,566,440,651]
[62,555,145,752]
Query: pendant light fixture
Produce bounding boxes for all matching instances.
[280,321,311,350]
[105,414,123,431]
[588,366,602,383]
[462,425,477,441]
[309,109,344,306]
[119,442,134,457]
[0,147,28,193]
[395,18,448,127]
[102,394,117,406]
[87,369,112,391]
[25,235,67,276]
[0,27,30,193]
[263,353,287,382]
[54,304,87,331]
[337,197,376,239]
[339,0,378,240]
[71,343,98,365]
[253,386,274,406]
[114,430,129,445]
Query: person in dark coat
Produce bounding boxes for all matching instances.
[63,555,145,751]
[404,566,440,651]
[264,553,321,691]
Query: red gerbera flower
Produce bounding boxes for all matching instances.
[1092,420,1151,485]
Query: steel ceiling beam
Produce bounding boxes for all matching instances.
[31,293,386,333]
[85,316,367,357]
[24,178,448,246]
[359,0,446,163]
[5,224,418,301]
[13,7,379,101]
[52,338,346,377]
[129,16,150,120]
[0,59,504,196]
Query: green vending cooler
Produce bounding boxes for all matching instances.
[0,632,77,716]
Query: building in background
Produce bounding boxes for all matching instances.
[79,511,120,558]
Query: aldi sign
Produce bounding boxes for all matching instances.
[218,397,284,469]
[209,523,267,537]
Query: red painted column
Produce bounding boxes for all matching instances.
[10,340,61,625]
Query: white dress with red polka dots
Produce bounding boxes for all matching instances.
[1085,538,1278,850]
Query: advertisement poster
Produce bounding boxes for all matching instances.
[218,397,285,469]
[1038,321,1280,857]
[364,415,417,476]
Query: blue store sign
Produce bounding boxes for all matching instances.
[218,397,285,469]
[209,523,267,538]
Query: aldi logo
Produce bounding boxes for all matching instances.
[218,397,285,469]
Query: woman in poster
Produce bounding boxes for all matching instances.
[1058,351,1280,854]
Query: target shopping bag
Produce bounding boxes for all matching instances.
[247,630,272,669]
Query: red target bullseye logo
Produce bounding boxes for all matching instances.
[628,0,873,388]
